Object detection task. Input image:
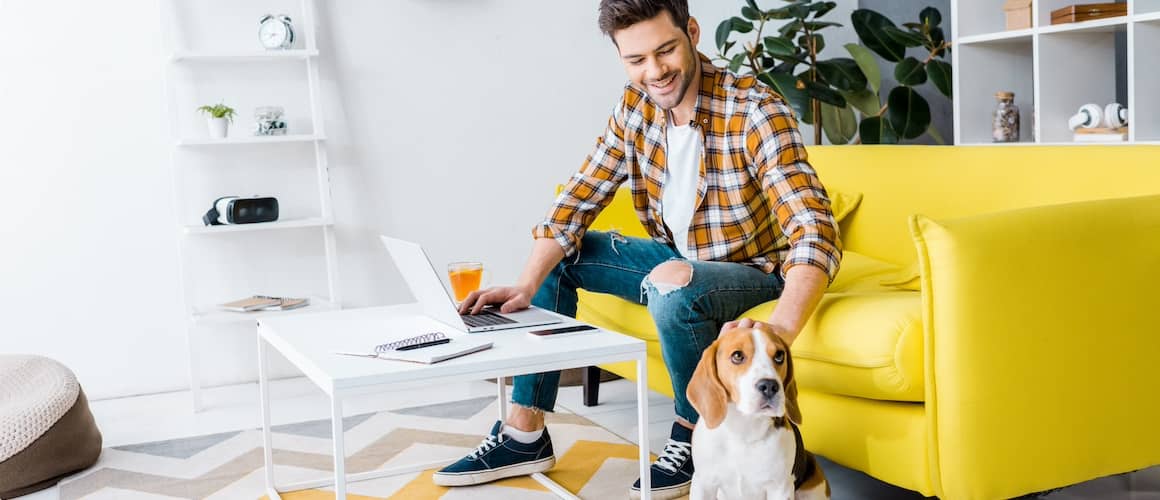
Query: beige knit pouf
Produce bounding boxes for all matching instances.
[0,355,102,498]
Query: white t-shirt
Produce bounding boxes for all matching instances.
[661,118,703,260]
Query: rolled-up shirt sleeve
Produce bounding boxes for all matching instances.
[746,96,842,283]
[532,94,630,257]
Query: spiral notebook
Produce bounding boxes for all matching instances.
[335,332,492,364]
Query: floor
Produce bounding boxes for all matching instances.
[17,377,1160,499]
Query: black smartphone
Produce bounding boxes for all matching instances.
[527,324,597,338]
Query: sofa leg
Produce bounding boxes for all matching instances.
[582,366,601,407]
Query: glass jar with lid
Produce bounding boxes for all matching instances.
[992,92,1020,142]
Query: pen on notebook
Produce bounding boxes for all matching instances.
[396,338,450,351]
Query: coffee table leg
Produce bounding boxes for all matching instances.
[331,394,346,499]
[258,334,280,499]
[637,355,651,500]
[497,376,507,423]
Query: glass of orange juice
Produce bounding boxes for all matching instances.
[447,261,485,302]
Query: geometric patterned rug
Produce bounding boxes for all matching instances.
[57,396,653,499]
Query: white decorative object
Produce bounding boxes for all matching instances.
[207,117,229,138]
[258,14,294,50]
[253,106,287,136]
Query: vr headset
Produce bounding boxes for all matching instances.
[202,196,279,226]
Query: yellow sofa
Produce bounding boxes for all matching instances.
[575,145,1160,499]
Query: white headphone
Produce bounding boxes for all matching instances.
[1069,103,1128,130]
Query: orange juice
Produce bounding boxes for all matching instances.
[447,262,484,301]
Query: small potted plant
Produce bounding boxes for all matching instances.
[197,102,236,139]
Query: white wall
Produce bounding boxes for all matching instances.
[0,0,850,400]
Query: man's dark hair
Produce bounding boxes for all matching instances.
[597,0,690,39]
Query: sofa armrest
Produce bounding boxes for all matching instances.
[911,193,1160,500]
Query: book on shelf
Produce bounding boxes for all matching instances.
[219,295,309,312]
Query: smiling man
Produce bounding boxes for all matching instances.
[433,1,841,498]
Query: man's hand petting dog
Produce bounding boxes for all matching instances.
[458,286,534,315]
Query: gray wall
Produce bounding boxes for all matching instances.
[859,0,953,144]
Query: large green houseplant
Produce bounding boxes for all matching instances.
[715,0,952,144]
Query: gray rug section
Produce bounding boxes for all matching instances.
[113,430,242,459]
[391,396,496,419]
[270,411,376,439]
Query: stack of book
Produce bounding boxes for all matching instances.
[219,295,309,312]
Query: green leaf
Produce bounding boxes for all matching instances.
[927,59,953,97]
[894,57,927,86]
[797,34,825,53]
[716,17,754,50]
[821,103,858,144]
[843,89,880,117]
[805,80,847,107]
[716,19,733,50]
[844,43,881,94]
[804,21,842,31]
[851,9,906,62]
[859,116,898,144]
[930,27,947,55]
[883,26,927,47]
[723,40,736,55]
[746,0,760,10]
[816,58,868,92]
[764,36,798,57]
[788,4,811,19]
[742,6,763,21]
[778,19,804,37]
[812,1,837,18]
[920,7,942,28]
[886,87,931,139]
[761,72,812,124]
[902,22,924,31]
[732,17,755,33]
[765,5,795,20]
[729,52,748,73]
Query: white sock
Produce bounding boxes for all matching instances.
[502,424,544,443]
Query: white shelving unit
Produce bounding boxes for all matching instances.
[953,0,1157,144]
[160,0,340,411]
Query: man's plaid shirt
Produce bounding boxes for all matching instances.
[533,54,841,282]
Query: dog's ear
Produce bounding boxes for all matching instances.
[784,341,803,426]
[687,340,728,429]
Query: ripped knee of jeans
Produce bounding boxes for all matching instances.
[643,260,693,296]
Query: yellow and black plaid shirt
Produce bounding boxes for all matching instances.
[533,54,841,282]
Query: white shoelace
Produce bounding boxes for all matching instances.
[653,439,692,473]
[468,434,503,459]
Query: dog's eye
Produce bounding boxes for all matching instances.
[773,350,785,364]
[730,350,745,364]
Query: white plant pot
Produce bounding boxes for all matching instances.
[207,117,229,139]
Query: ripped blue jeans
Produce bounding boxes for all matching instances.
[511,231,785,425]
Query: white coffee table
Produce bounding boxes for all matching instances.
[256,304,651,499]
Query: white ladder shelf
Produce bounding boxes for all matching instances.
[160,0,340,412]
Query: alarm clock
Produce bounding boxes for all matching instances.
[258,14,294,50]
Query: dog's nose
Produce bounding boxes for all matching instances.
[756,378,780,399]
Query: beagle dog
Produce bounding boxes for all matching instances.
[686,327,830,500]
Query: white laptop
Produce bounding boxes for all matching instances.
[380,235,563,333]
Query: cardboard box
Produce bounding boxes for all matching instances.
[1050,3,1127,25]
[1004,0,1032,30]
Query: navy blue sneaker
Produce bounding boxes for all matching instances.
[432,420,555,486]
[630,422,694,500]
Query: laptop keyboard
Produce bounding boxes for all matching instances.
[460,309,518,328]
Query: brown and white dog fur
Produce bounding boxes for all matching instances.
[686,327,830,500]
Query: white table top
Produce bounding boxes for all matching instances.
[257,304,646,393]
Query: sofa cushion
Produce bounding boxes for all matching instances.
[577,250,925,402]
[740,291,924,402]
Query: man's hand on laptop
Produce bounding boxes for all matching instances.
[459,285,534,315]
